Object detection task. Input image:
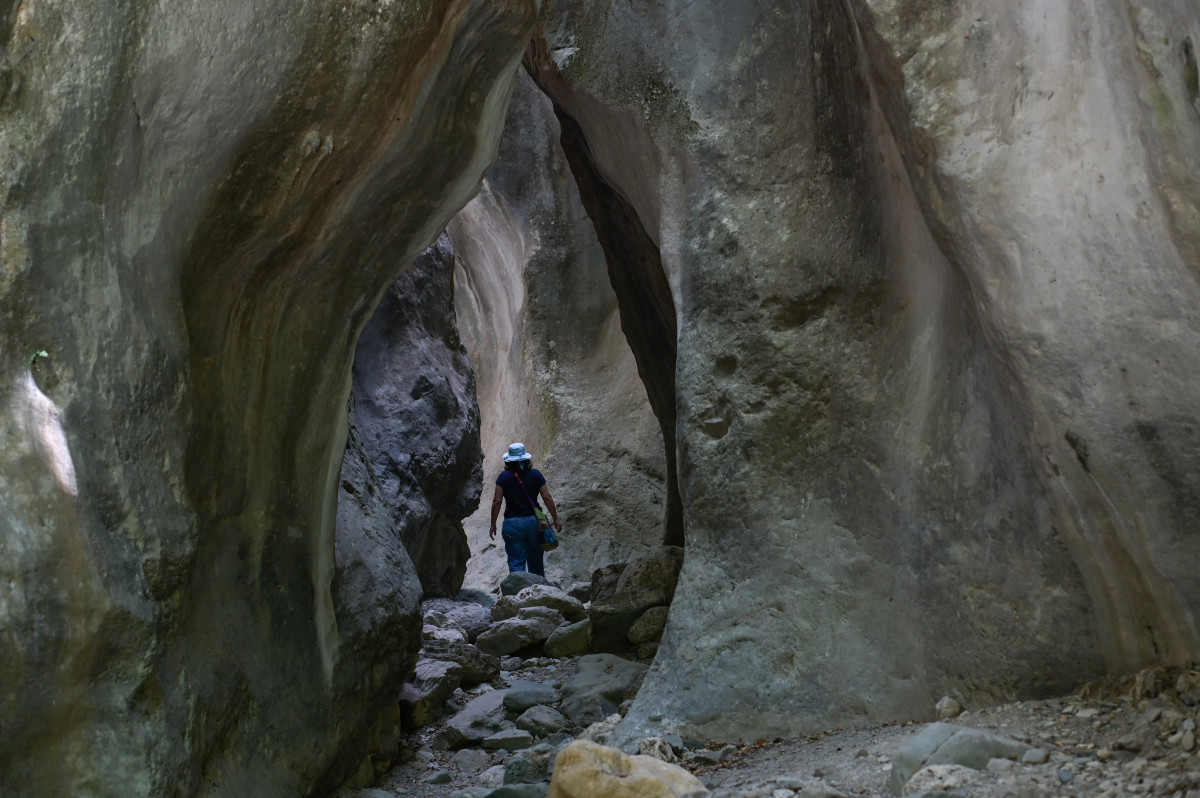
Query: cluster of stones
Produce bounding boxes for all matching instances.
[386,622,1200,798]
[385,547,710,796]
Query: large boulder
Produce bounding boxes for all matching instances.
[546,741,706,798]
[544,619,593,659]
[627,607,670,646]
[613,547,684,604]
[496,585,588,624]
[502,572,552,596]
[504,680,563,713]
[423,598,495,643]
[344,236,483,601]
[589,564,628,605]
[589,590,668,655]
[441,689,511,750]
[517,706,570,737]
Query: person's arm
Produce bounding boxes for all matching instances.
[539,483,562,532]
[489,484,503,540]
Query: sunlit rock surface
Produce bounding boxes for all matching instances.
[523,0,1200,743]
[451,72,671,590]
[0,0,536,795]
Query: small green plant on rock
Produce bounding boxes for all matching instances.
[27,349,48,368]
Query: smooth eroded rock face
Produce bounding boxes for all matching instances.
[522,0,1200,744]
[0,0,537,794]
[546,740,706,798]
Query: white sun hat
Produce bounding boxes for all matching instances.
[503,442,533,463]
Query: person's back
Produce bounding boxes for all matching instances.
[488,443,562,576]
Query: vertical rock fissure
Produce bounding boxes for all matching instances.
[526,84,685,549]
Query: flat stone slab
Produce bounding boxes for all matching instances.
[482,728,536,751]
[504,680,561,712]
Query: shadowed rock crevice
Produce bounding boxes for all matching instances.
[340,234,483,601]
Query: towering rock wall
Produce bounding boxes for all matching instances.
[0,1,536,795]
[522,0,1200,743]
[451,72,671,589]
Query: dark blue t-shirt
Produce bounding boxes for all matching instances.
[497,468,546,519]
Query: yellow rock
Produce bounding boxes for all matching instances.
[548,740,707,798]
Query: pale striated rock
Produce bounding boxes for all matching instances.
[495,585,588,624]
[636,737,678,763]
[423,598,495,643]
[890,723,1030,794]
[901,764,981,796]
[547,741,706,798]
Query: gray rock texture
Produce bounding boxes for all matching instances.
[423,598,495,643]
[504,680,563,713]
[517,705,569,737]
[891,723,1031,794]
[0,0,536,795]
[543,619,593,659]
[400,659,465,731]
[560,654,649,725]
[521,0,1200,745]
[341,235,483,599]
[476,609,564,657]
[419,638,502,687]
[443,689,512,751]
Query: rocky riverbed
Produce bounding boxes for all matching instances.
[336,568,1200,798]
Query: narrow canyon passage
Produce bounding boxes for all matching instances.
[2,1,1199,796]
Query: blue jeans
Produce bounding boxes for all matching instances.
[501,515,545,576]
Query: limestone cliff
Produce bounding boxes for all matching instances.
[521,0,1200,743]
[0,1,536,795]
[2,0,1200,792]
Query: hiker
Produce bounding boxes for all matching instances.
[488,443,562,576]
